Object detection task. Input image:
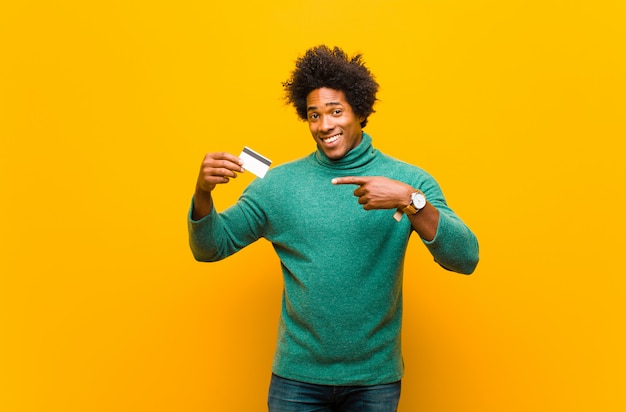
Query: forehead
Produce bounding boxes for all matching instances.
[306,88,350,109]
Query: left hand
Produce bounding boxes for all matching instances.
[332,176,415,210]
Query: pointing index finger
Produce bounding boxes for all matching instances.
[332,176,370,185]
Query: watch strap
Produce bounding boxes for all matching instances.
[402,203,419,215]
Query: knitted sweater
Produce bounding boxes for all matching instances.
[188,133,479,386]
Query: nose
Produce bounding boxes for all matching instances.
[320,115,335,132]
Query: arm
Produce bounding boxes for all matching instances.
[332,176,479,274]
[188,152,249,262]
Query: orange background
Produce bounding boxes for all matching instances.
[1,1,625,411]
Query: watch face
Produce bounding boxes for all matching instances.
[412,192,427,209]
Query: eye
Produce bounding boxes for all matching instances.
[332,109,342,115]
[308,113,319,120]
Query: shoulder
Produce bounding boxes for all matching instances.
[376,151,433,180]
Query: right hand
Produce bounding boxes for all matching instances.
[196,152,245,193]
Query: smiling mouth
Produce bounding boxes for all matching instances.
[322,133,342,144]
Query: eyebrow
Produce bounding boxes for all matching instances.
[307,101,343,112]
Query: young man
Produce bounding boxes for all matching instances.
[188,45,479,412]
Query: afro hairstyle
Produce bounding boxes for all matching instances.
[282,45,379,128]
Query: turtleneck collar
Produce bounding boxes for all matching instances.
[314,132,377,170]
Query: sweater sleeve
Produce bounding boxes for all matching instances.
[419,176,479,275]
[187,187,267,262]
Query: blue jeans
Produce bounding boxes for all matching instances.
[267,374,401,412]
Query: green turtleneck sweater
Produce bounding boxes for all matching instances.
[188,133,479,386]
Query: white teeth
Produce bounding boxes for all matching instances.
[323,134,341,143]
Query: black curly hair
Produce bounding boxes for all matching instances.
[282,45,379,128]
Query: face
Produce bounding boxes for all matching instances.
[306,88,365,160]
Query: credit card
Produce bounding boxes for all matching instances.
[239,146,272,178]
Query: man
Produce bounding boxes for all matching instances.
[188,45,479,412]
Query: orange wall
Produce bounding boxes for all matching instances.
[1,1,625,411]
